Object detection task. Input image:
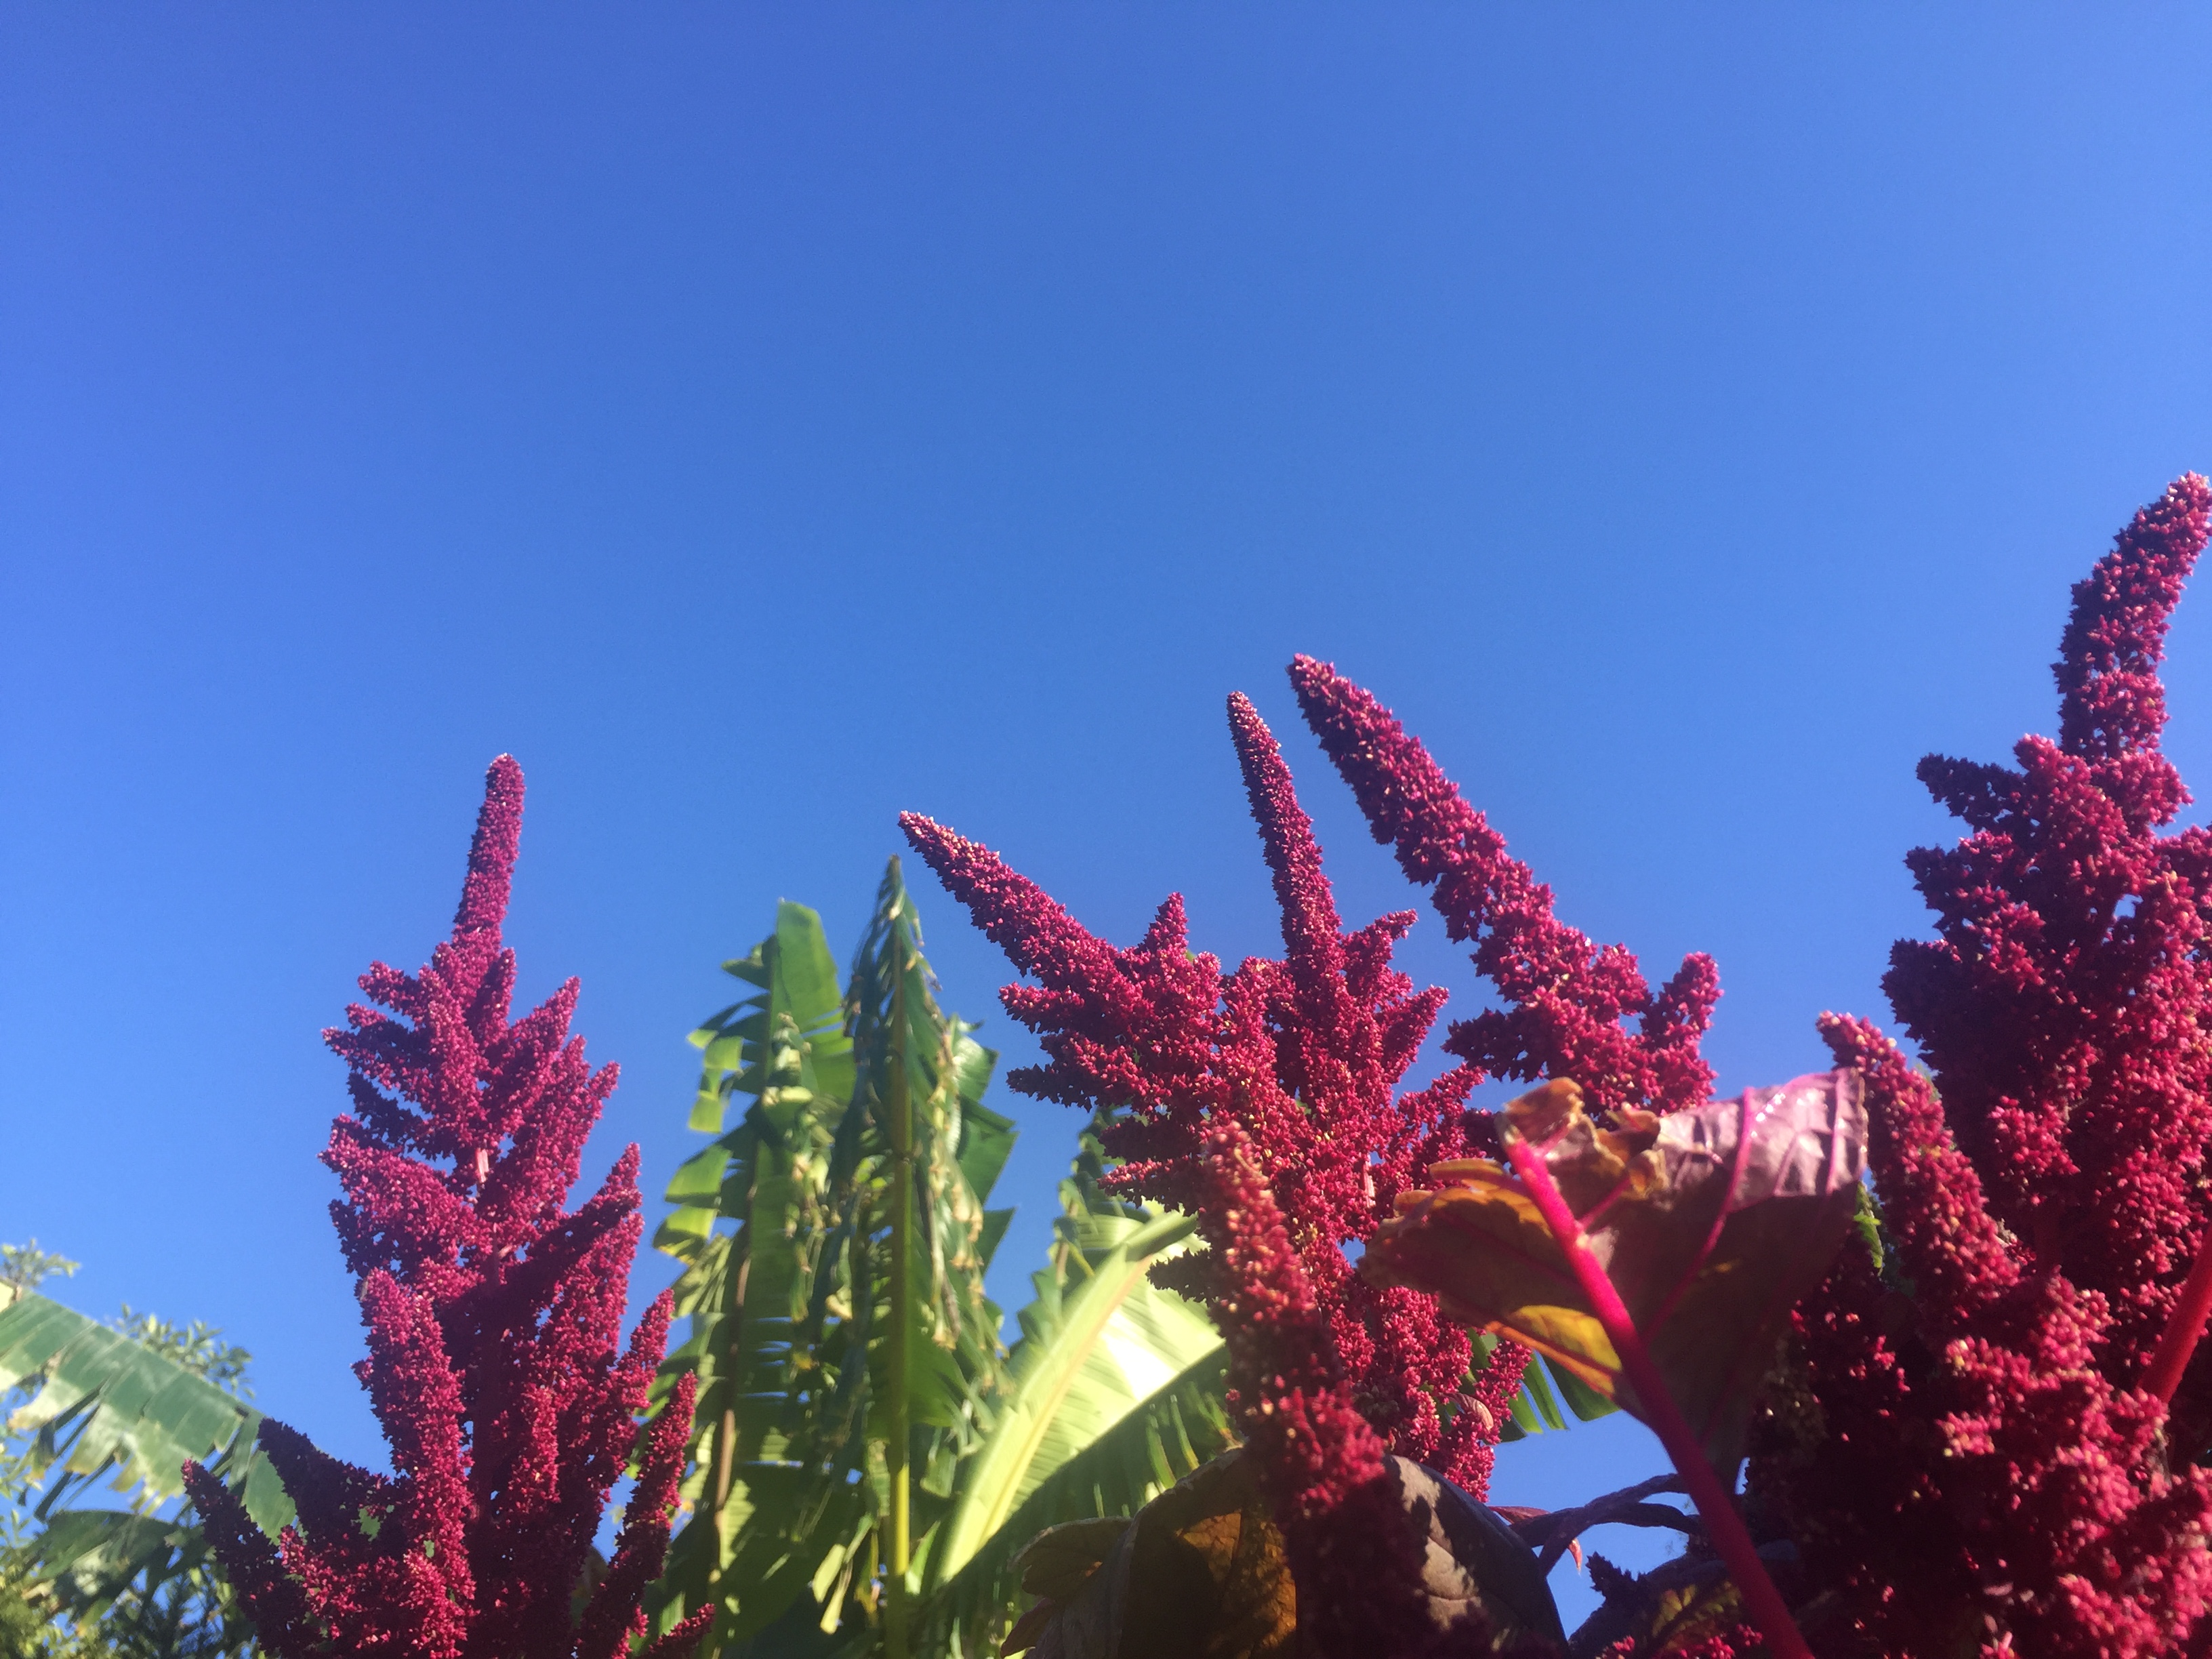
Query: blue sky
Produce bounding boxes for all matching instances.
[5,3,2211,1622]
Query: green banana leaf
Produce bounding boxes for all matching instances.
[647,861,1239,1659]
[926,1207,1216,1579]
[649,863,1018,1654]
[16,1508,260,1659]
[0,1286,289,1659]
[0,1287,290,1532]
[1474,1332,1620,1441]
[909,1185,1235,1657]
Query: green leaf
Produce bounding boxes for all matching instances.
[977,1208,1015,1273]
[17,1508,261,1659]
[1469,1331,1576,1442]
[957,1099,1016,1209]
[1545,1355,1618,1424]
[664,1144,731,1204]
[0,1288,291,1532]
[0,1284,289,1659]
[649,859,1023,1653]
[649,862,1239,1658]
[928,1208,1218,1581]
[913,1350,1235,1655]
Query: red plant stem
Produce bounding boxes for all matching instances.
[2142,1223,2212,1407]
[1505,1136,1812,1659]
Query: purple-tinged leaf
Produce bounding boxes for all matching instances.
[1365,1070,1866,1476]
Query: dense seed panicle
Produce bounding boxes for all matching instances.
[187,758,710,1659]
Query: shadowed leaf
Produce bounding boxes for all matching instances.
[1000,1450,1562,1659]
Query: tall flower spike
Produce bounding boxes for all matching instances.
[907,683,1713,1653]
[1884,474,2212,1384]
[1289,655,1720,1117]
[186,758,707,1659]
[1745,479,2212,1659]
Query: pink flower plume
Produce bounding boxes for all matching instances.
[1746,478,2212,1658]
[190,758,699,1659]
[905,684,1719,1654]
[1287,655,1719,1115]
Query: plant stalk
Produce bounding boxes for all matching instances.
[884,948,914,1659]
[2142,1223,2212,1407]
[1505,1136,1812,1659]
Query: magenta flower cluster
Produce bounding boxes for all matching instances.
[186,759,709,1659]
[905,670,1726,1654]
[912,474,2212,1658]
[1749,476,2212,1658]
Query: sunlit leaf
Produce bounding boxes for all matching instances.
[0,1288,290,1532]
[1365,1071,1867,1474]
[0,1286,287,1659]
[911,1196,1231,1654]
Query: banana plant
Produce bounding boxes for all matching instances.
[646,861,1240,1659]
[0,1284,291,1659]
[647,863,1017,1658]
[908,1122,1233,1658]
[0,1287,289,1536]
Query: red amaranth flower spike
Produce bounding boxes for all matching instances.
[1288,655,1720,1118]
[1744,478,2212,1658]
[1883,474,2212,1381]
[186,758,703,1659]
[905,684,1723,1655]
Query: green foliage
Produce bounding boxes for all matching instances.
[0,1252,77,1302]
[15,1511,257,1659]
[0,1579,54,1659]
[648,861,1232,1658]
[0,1274,289,1659]
[0,1290,285,1531]
[105,1316,249,1404]
[649,865,1014,1654]
[910,1123,1235,1656]
[1475,1334,1618,1443]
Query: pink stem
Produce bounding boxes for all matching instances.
[1506,1137,1811,1659]
[2142,1222,2212,1407]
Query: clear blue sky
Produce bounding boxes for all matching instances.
[5,4,2211,1621]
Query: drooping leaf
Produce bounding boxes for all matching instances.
[1365,1071,1867,1475]
[0,1285,286,1659]
[915,1359,1236,1656]
[0,1287,291,1532]
[1471,1333,1618,1443]
[1498,1474,1696,1576]
[1541,1356,1619,1426]
[930,1208,1217,1574]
